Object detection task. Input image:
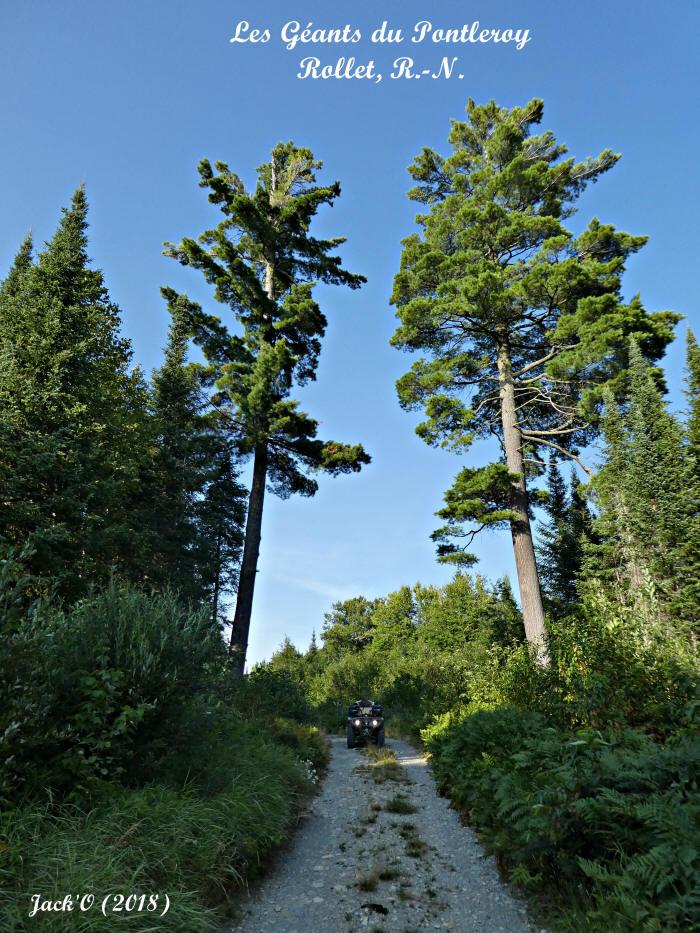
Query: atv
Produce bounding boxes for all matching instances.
[346,699,385,748]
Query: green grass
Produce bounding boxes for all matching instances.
[356,868,379,892]
[0,724,316,931]
[384,793,417,815]
[363,747,412,785]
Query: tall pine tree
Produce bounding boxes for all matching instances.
[164,144,370,672]
[391,99,678,659]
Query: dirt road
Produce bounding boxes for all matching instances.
[232,737,532,932]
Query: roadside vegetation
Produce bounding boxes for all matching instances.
[0,582,328,930]
[1,98,698,932]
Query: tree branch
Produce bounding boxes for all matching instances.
[521,435,592,475]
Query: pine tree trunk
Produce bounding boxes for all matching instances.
[229,161,278,675]
[229,442,267,672]
[496,340,549,663]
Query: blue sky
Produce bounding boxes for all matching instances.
[1,1,699,663]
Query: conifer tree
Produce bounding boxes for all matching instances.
[194,441,246,625]
[150,291,246,618]
[149,293,203,593]
[391,99,679,658]
[490,575,526,646]
[625,343,689,598]
[0,233,33,300]
[537,457,592,615]
[587,342,699,624]
[0,188,149,596]
[164,144,370,672]
[687,329,700,470]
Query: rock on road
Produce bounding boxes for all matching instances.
[232,737,532,932]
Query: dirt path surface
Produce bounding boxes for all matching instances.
[231,737,532,933]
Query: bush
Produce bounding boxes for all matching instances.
[423,709,700,931]
[232,666,312,722]
[0,578,328,931]
[261,718,330,774]
[0,583,227,800]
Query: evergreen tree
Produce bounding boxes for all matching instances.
[587,342,699,625]
[164,144,370,672]
[537,457,592,615]
[625,343,690,602]
[0,188,150,597]
[150,291,246,619]
[149,293,203,594]
[584,389,642,590]
[686,329,700,471]
[0,233,33,300]
[490,575,526,646]
[194,440,246,625]
[267,636,307,686]
[391,99,679,659]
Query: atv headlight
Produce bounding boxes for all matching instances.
[354,719,361,727]
[372,719,379,727]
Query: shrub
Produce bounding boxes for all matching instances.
[423,709,700,930]
[0,584,227,800]
[232,666,312,722]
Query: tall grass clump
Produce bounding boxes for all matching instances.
[0,576,327,929]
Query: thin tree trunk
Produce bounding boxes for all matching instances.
[212,529,222,628]
[497,339,549,663]
[229,158,278,675]
[229,442,267,672]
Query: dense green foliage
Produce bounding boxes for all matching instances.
[1,100,698,932]
[0,188,328,928]
[537,457,595,617]
[0,580,328,929]
[0,189,245,617]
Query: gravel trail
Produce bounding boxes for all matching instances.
[231,736,532,932]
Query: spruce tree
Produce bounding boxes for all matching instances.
[150,291,246,618]
[150,293,203,593]
[686,329,700,470]
[391,99,679,659]
[0,188,149,596]
[682,330,700,621]
[163,144,370,672]
[194,440,246,625]
[0,233,33,300]
[587,342,699,624]
[537,457,592,615]
[625,343,689,601]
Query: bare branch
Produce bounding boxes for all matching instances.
[513,346,576,378]
[521,435,592,475]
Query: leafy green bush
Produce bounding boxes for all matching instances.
[0,578,328,930]
[424,709,700,931]
[262,718,330,774]
[231,665,312,722]
[1,583,227,800]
